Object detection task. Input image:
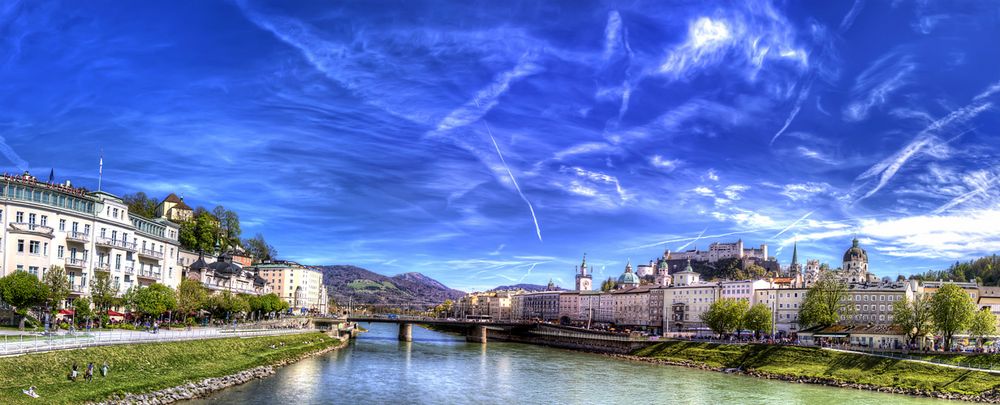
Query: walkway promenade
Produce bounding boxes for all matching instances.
[0,326,313,357]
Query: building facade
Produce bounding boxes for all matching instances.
[254,261,328,314]
[0,172,182,307]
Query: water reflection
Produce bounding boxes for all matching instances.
[190,323,942,405]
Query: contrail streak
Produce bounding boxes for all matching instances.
[770,81,811,146]
[627,229,756,251]
[772,210,815,239]
[517,262,540,283]
[0,136,28,171]
[675,228,707,251]
[475,99,543,242]
[932,175,996,214]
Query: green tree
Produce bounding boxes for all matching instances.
[743,264,768,280]
[798,272,853,329]
[0,271,49,329]
[73,297,94,326]
[177,278,209,318]
[968,309,997,348]
[743,303,773,337]
[122,192,160,218]
[892,294,934,349]
[931,283,976,349]
[208,291,249,319]
[133,284,177,319]
[89,272,118,312]
[41,265,71,311]
[600,277,617,292]
[701,298,749,337]
[179,210,221,252]
[242,233,278,263]
[213,206,242,250]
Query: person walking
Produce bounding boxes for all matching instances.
[101,361,109,378]
[69,362,78,381]
[85,362,94,382]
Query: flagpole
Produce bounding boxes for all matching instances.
[98,150,103,192]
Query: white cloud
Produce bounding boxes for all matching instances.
[706,169,719,182]
[692,186,715,197]
[723,184,749,200]
[796,146,835,164]
[649,155,681,171]
[780,182,832,201]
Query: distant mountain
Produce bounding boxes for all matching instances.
[489,283,563,292]
[314,265,465,308]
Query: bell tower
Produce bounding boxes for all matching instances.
[575,253,593,291]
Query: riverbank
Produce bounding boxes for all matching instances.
[624,341,1000,402]
[0,331,342,405]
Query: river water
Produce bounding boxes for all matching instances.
[190,322,939,404]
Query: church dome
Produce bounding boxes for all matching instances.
[843,238,868,263]
[618,271,640,285]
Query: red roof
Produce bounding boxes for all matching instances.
[58,309,75,315]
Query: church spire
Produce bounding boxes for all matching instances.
[791,241,798,266]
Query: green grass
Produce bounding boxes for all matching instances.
[0,332,340,404]
[347,279,399,291]
[633,341,1000,396]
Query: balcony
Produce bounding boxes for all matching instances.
[70,284,85,294]
[9,222,54,237]
[64,257,87,269]
[123,266,135,275]
[95,237,137,252]
[138,248,164,260]
[66,230,90,244]
[137,268,161,280]
[94,262,111,272]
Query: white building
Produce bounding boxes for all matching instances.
[0,172,182,307]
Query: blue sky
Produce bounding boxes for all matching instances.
[2,0,1000,291]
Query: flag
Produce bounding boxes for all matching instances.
[48,168,54,183]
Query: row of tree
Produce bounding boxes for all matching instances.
[0,269,290,329]
[700,299,773,337]
[798,273,997,349]
[121,192,278,263]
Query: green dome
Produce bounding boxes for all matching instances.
[618,271,640,285]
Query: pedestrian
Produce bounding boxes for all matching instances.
[101,361,109,377]
[69,362,78,381]
[85,362,94,382]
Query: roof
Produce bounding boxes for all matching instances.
[979,297,1000,304]
[163,193,192,211]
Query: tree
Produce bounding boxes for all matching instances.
[242,233,278,263]
[701,298,748,337]
[177,279,209,318]
[41,265,71,311]
[931,283,976,349]
[90,273,118,312]
[213,206,242,250]
[798,272,853,329]
[600,277,617,292]
[0,271,49,329]
[133,284,177,319]
[179,210,221,252]
[892,294,934,349]
[743,303,773,337]
[122,192,160,218]
[73,297,94,326]
[968,309,997,348]
[208,291,249,319]
[743,264,768,280]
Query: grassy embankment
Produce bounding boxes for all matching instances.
[634,341,1000,396]
[0,332,339,405]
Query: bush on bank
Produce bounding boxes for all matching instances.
[0,332,339,405]
[633,341,1000,395]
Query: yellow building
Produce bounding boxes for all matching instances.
[254,261,328,314]
[155,193,193,223]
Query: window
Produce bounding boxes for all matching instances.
[17,239,24,253]
[101,228,106,238]
[114,276,120,287]
[112,208,118,218]
[72,222,79,232]
[111,230,117,241]
[40,215,47,226]
[28,213,36,224]
[115,254,122,269]
[59,219,66,231]
[57,246,64,258]
[28,266,38,275]
[84,224,90,235]
[43,243,48,256]
[15,264,23,272]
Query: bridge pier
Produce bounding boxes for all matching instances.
[398,323,413,342]
[466,325,488,344]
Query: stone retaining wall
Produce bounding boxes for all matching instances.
[608,353,1000,403]
[91,336,349,405]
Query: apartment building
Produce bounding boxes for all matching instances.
[0,172,181,306]
[254,261,329,314]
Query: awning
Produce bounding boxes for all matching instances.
[58,309,75,315]
[813,333,849,338]
[107,310,125,317]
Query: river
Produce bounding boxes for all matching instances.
[189,323,940,404]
